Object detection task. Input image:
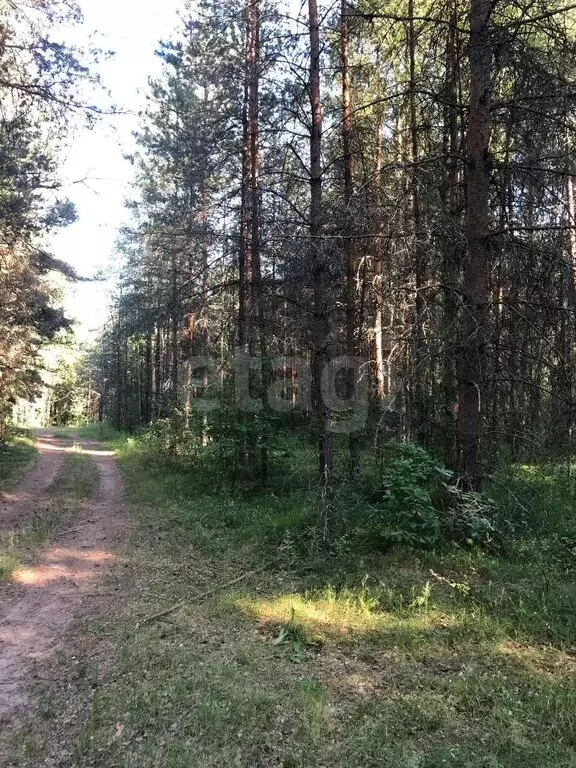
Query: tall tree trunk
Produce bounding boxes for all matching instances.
[170,251,179,406]
[373,117,386,402]
[248,0,262,357]
[341,0,354,374]
[247,0,269,482]
[154,322,162,418]
[567,172,576,293]
[564,168,576,452]
[340,0,358,475]
[441,0,461,462]
[309,0,332,480]
[144,332,153,423]
[239,0,269,480]
[239,35,251,353]
[455,0,492,483]
[408,0,426,443]
[184,311,195,428]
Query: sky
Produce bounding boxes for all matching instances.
[49,0,185,340]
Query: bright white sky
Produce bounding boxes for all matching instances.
[49,0,185,339]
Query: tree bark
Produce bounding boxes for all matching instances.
[144,332,153,424]
[341,0,354,380]
[441,0,461,463]
[455,0,493,483]
[239,18,252,353]
[309,0,332,480]
[408,0,426,443]
[567,172,576,293]
[373,117,386,402]
[170,251,179,406]
[340,0,359,475]
[248,0,269,482]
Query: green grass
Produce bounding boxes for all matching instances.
[3,431,576,767]
[103,434,317,561]
[0,449,98,582]
[0,432,36,492]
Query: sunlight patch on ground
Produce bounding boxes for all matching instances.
[236,592,458,640]
[0,627,36,644]
[12,548,116,586]
[75,448,115,458]
[33,442,68,454]
[495,640,576,678]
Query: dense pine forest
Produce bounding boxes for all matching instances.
[2,1,576,765]
[94,0,576,486]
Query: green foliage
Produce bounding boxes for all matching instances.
[337,443,496,549]
[272,608,312,663]
[136,392,286,490]
[141,411,204,461]
[0,2,99,433]
[118,427,505,554]
[442,485,497,545]
[373,443,449,546]
[209,396,277,484]
[345,444,505,550]
[489,461,576,542]
[48,352,100,427]
[0,430,36,489]
[109,425,576,568]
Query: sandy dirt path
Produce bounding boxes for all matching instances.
[0,436,130,730]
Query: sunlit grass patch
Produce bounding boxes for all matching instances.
[239,591,390,636]
[0,546,20,581]
[59,567,576,768]
[235,587,499,654]
[495,640,576,679]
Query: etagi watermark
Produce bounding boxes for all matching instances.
[184,354,396,434]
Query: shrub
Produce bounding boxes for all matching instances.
[335,444,450,548]
[439,485,496,545]
[342,443,498,549]
[370,444,450,547]
[140,410,205,461]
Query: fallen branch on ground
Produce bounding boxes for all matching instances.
[57,521,95,537]
[138,565,268,626]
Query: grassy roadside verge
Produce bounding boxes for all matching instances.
[0,432,37,493]
[0,449,98,582]
[4,430,574,768]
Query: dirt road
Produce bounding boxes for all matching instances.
[0,434,129,730]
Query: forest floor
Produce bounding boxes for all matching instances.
[0,428,575,767]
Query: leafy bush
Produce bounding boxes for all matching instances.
[340,444,498,549]
[140,410,206,461]
[330,444,450,548]
[440,485,496,545]
[370,443,450,547]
